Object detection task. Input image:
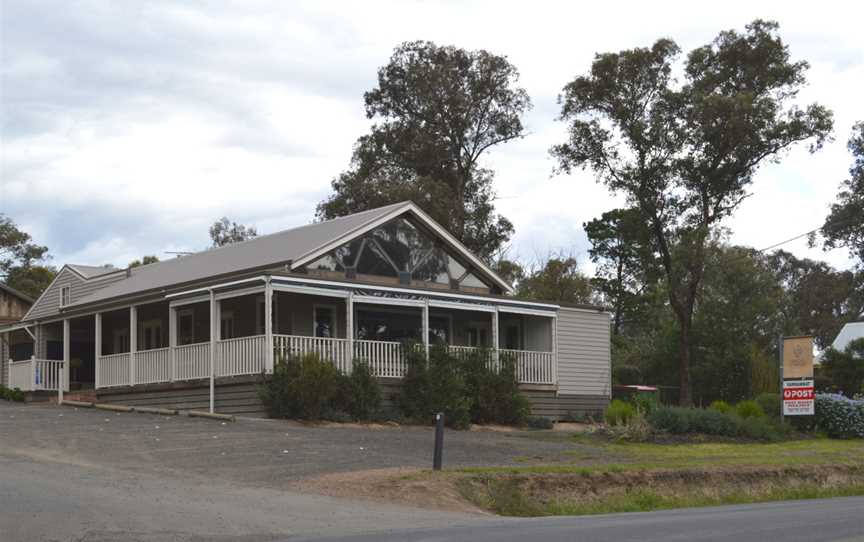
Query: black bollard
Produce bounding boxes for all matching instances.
[433,412,444,471]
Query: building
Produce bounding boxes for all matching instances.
[0,202,611,418]
[0,282,34,387]
[831,320,864,353]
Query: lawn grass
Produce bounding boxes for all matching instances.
[460,434,864,475]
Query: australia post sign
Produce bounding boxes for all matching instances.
[783,379,815,416]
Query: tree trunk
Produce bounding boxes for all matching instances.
[678,321,692,407]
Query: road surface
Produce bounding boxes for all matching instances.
[307,497,864,542]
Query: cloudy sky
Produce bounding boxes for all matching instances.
[1,0,862,272]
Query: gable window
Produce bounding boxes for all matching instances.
[313,304,336,338]
[60,285,71,307]
[303,216,494,292]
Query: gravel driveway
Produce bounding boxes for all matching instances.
[0,401,583,541]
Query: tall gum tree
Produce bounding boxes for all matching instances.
[318,41,531,261]
[551,20,833,405]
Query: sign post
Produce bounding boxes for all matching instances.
[781,336,815,418]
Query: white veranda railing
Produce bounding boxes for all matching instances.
[6,358,66,391]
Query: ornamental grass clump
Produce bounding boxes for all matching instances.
[734,400,765,419]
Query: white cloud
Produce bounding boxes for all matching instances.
[1,0,862,271]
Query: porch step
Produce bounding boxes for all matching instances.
[53,391,98,404]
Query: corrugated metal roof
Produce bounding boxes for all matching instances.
[67,264,118,279]
[67,202,410,308]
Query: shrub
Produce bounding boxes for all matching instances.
[814,393,864,438]
[755,393,781,419]
[259,353,341,420]
[648,407,738,437]
[400,345,471,429]
[604,399,636,426]
[335,361,382,421]
[0,386,25,402]
[709,400,731,414]
[525,416,554,429]
[606,409,652,441]
[738,416,784,441]
[464,350,530,426]
[735,400,765,419]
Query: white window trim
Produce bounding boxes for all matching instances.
[312,303,338,338]
[59,285,71,308]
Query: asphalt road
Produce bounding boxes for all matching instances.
[305,497,864,542]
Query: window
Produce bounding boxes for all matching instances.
[303,216,493,291]
[220,310,235,340]
[503,323,522,350]
[142,319,163,350]
[313,305,336,338]
[355,308,420,342]
[60,285,71,307]
[178,309,195,345]
[428,315,452,345]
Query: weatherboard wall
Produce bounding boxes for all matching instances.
[556,306,611,398]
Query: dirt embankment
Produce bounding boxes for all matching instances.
[294,464,864,516]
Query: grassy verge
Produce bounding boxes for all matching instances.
[455,436,864,516]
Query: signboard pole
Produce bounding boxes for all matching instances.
[778,334,784,424]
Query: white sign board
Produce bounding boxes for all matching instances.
[783,379,815,416]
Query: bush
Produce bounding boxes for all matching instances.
[464,351,530,426]
[755,393,781,419]
[738,416,786,441]
[525,416,554,429]
[735,400,765,419]
[606,409,652,441]
[648,407,738,437]
[709,400,731,414]
[604,399,636,426]
[259,353,342,420]
[400,345,471,429]
[335,361,381,421]
[0,385,25,402]
[814,393,864,438]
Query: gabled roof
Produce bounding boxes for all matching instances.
[0,282,34,304]
[65,201,512,310]
[832,321,864,353]
[68,264,118,279]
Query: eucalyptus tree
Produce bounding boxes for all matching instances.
[318,41,531,260]
[551,20,833,405]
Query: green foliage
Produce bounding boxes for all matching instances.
[820,122,864,266]
[755,393,782,419]
[400,346,530,429]
[819,339,864,397]
[400,345,471,429]
[335,362,382,421]
[648,407,737,437]
[515,257,596,305]
[612,364,642,385]
[4,264,56,299]
[750,345,780,396]
[209,217,257,247]
[709,400,731,414]
[317,41,530,260]
[605,400,636,426]
[552,20,833,406]
[128,255,159,268]
[259,353,342,420]
[735,400,765,419]
[463,351,530,426]
[0,385,25,402]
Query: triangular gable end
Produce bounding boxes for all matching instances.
[290,202,513,294]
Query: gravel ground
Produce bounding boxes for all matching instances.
[0,401,580,488]
[0,401,583,541]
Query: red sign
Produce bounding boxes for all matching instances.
[783,379,815,416]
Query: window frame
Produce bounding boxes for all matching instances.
[141,318,164,350]
[59,285,71,307]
